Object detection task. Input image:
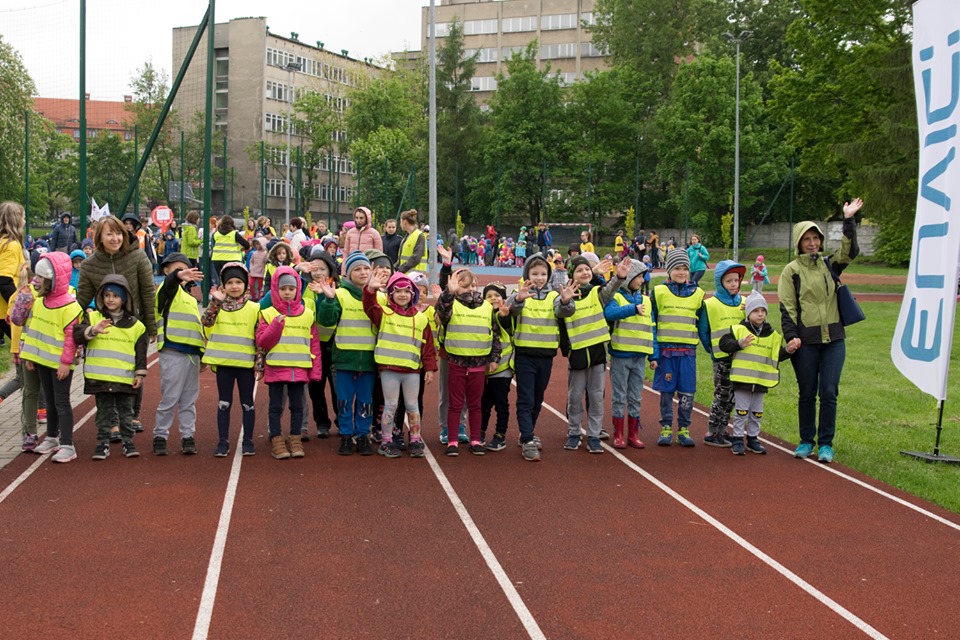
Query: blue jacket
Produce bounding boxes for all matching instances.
[604,286,648,359]
[703,260,746,361]
[649,279,710,362]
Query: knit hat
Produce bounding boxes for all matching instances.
[343,250,371,280]
[70,249,86,263]
[321,235,339,249]
[35,256,55,280]
[624,259,647,289]
[408,271,429,291]
[102,282,128,303]
[81,238,94,250]
[581,251,599,266]
[219,262,249,291]
[386,272,419,306]
[482,282,507,300]
[364,248,393,273]
[756,255,764,263]
[568,242,581,256]
[277,273,298,289]
[744,291,768,319]
[665,249,690,276]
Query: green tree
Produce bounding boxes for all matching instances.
[0,35,36,204]
[126,62,179,211]
[291,89,345,217]
[87,133,133,213]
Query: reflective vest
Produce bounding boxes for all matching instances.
[265,262,279,284]
[488,320,513,376]
[21,299,83,370]
[653,285,704,345]
[260,307,314,368]
[84,310,145,384]
[374,308,428,369]
[302,288,336,343]
[334,288,376,351]
[399,229,427,271]
[729,324,782,387]
[444,299,493,357]
[202,300,260,368]
[563,287,610,351]
[157,286,204,351]
[212,231,242,261]
[705,296,745,352]
[514,292,559,350]
[610,292,654,355]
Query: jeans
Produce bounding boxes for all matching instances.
[659,391,693,429]
[690,270,706,285]
[216,366,256,444]
[268,381,304,438]
[481,375,511,439]
[35,364,75,445]
[335,370,375,437]
[515,354,553,443]
[610,355,647,419]
[791,340,845,447]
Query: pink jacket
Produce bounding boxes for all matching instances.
[341,217,383,272]
[10,251,79,367]
[255,265,322,384]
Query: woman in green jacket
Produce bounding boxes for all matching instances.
[181,211,203,268]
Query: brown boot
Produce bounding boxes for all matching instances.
[627,417,645,449]
[289,434,305,458]
[612,416,627,449]
[271,435,291,459]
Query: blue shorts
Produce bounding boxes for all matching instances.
[652,349,697,395]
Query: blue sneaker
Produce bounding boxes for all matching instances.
[794,443,815,459]
[440,427,448,445]
[586,437,603,454]
[677,428,696,447]
[457,424,469,444]
[817,445,834,464]
[657,426,673,446]
[563,435,581,450]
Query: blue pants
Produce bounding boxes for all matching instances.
[335,370,375,437]
[514,354,553,444]
[654,351,696,429]
[792,340,845,447]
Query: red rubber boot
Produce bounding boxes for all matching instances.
[627,417,645,449]
[612,416,627,449]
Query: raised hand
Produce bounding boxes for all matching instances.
[498,303,512,317]
[210,286,226,302]
[843,197,864,218]
[739,333,756,348]
[178,267,204,283]
[560,278,578,303]
[437,244,452,263]
[616,259,631,279]
[92,317,112,335]
[313,279,336,299]
[367,273,383,292]
[595,259,613,275]
[515,282,532,301]
[429,283,443,299]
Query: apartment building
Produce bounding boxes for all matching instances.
[34,95,135,142]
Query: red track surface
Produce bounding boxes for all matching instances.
[1,356,958,639]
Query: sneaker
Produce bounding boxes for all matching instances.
[122,442,140,458]
[731,440,746,455]
[109,429,122,444]
[181,437,197,455]
[35,436,60,455]
[378,443,401,459]
[445,444,459,457]
[51,444,77,463]
[337,435,354,456]
[409,440,425,458]
[131,417,144,433]
[521,440,541,462]
[21,433,38,453]
[563,435,581,450]
[817,445,834,464]
[794,443,815,459]
[656,426,673,447]
[598,429,610,441]
[457,424,469,444]
[92,441,110,460]
[677,428,696,447]
[371,428,383,444]
[439,427,449,445]
[317,425,331,439]
[485,435,506,452]
[518,435,543,450]
[241,440,256,456]
[36,408,47,425]
[153,437,168,456]
[470,443,485,456]
[356,435,374,456]
[214,441,230,457]
[704,433,732,448]
[586,437,603,454]
[271,435,291,460]
[301,428,311,442]
[746,437,767,455]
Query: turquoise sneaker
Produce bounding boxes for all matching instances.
[657,426,673,446]
[457,424,469,444]
[439,427,448,445]
[794,443,814,459]
[817,445,834,464]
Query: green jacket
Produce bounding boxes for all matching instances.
[181,223,202,260]
[315,280,377,372]
[778,218,858,345]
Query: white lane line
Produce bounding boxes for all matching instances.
[538,399,889,640]
[191,380,259,640]
[423,443,547,640]
[642,383,960,533]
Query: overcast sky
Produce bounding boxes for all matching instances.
[2,0,426,100]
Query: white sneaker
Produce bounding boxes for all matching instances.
[51,444,77,463]
[34,437,60,455]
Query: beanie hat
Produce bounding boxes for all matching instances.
[343,250,371,280]
[581,251,599,266]
[568,242,581,256]
[482,282,507,300]
[35,256,55,281]
[744,291,768,319]
[309,244,328,261]
[568,255,591,279]
[408,271,429,291]
[102,282,128,303]
[277,273,298,289]
[624,259,647,289]
[70,249,87,263]
[219,262,249,291]
[386,272,419,306]
[321,235,339,249]
[364,248,393,273]
[756,255,764,263]
[665,249,690,276]
[81,238,94,250]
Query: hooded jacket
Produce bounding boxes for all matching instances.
[49,213,78,253]
[77,232,158,336]
[703,260,746,361]
[506,254,576,358]
[73,274,149,394]
[255,265,322,384]
[10,251,80,367]
[342,209,383,267]
[362,272,438,374]
[778,218,858,345]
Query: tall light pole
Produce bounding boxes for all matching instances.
[284,61,302,225]
[428,0,438,285]
[724,30,751,262]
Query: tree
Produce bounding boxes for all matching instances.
[126,62,179,211]
[291,89,345,218]
[0,35,36,204]
[87,133,133,212]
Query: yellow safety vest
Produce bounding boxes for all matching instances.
[729,324,783,387]
[260,306,314,368]
[399,229,427,271]
[83,310,145,384]
[301,288,336,343]
[374,308,428,369]
[444,299,493,357]
[334,288,376,351]
[157,285,204,351]
[563,287,610,351]
[202,300,260,368]
[610,292,654,354]
[488,320,514,376]
[212,231,242,261]
[705,296,745,352]
[21,299,83,370]
[514,292,560,350]
[653,284,704,345]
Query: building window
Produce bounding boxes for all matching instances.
[581,12,597,27]
[73,129,80,139]
[434,22,451,37]
[265,47,295,68]
[540,43,577,60]
[501,16,536,33]
[266,80,293,103]
[465,48,498,63]
[265,112,287,133]
[469,76,498,92]
[266,179,291,198]
[501,45,525,60]
[556,71,579,86]
[541,14,577,30]
[215,57,229,77]
[464,19,498,35]
[124,131,132,140]
[581,42,606,58]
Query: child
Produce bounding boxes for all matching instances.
[433,245,469,446]
[507,254,576,461]
[316,251,378,456]
[153,252,205,456]
[68,250,86,293]
[516,227,528,268]
[257,266,323,459]
[81,238,94,258]
[249,238,268,301]
[480,282,514,451]
[363,271,437,458]
[434,266,502,456]
[265,241,294,291]
[181,211,203,268]
[640,255,652,296]
[74,275,148,459]
[303,245,340,438]
[560,256,625,453]
[719,292,800,454]
[649,250,708,447]
[751,255,769,294]
[11,252,82,463]
[703,261,747,447]
[202,263,262,457]
[579,230,595,255]
[548,252,568,292]
[603,259,653,449]
[0,201,26,347]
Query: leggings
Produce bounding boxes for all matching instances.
[35,364,75,445]
[216,366,256,443]
[380,370,422,441]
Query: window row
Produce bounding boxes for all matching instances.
[267,148,355,175]
[265,47,356,86]
[464,47,498,63]
[265,180,356,202]
[469,76,498,92]
[436,12,596,37]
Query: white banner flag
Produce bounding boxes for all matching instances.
[892,0,960,401]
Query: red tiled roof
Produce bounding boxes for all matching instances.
[33,97,132,132]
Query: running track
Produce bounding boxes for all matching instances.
[1,355,958,639]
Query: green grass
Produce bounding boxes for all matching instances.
[0,348,10,377]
